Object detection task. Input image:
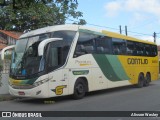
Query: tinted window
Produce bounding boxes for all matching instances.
[95,36,112,54]
[74,31,157,57]
[39,33,50,41]
[135,42,144,56]
[151,45,157,56]
[74,32,96,57]
[126,41,135,55]
[112,38,126,55]
[144,44,151,56]
[126,41,157,57]
[47,31,76,71]
[51,31,76,42]
[47,40,70,70]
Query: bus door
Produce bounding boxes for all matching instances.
[47,45,69,96]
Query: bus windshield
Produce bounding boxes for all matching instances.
[10,31,76,77]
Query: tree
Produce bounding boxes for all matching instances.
[0,0,86,32]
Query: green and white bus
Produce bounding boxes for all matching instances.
[1,25,159,99]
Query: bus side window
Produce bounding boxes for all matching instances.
[74,32,96,57]
[144,44,151,56]
[135,43,144,56]
[112,38,126,55]
[151,45,157,56]
[95,36,112,54]
[113,45,120,54]
[126,41,135,55]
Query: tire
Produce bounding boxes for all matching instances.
[144,73,151,87]
[137,73,144,88]
[73,79,86,99]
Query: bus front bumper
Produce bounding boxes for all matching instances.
[9,83,49,98]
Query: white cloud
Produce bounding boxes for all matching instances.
[139,36,160,45]
[129,12,148,27]
[140,36,154,42]
[104,1,121,17]
[104,0,160,45]
[104,0,160,18]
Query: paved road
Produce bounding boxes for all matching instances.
[1,80,160,120]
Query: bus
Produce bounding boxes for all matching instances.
[1,24,159,99]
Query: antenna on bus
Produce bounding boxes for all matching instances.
[125,26,128,36]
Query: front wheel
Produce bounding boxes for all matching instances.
[73,79,86,99]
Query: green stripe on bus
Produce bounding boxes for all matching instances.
[93,54,130,81]
[26,77,38,85]
[105,55,130,80]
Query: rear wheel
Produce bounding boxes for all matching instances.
[144,73,151,87]
[137,73,144,88]
[73,79,86,99]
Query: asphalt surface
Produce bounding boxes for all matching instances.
[1,80,160,120]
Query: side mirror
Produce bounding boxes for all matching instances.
[1,45,15,60]
[38,38,63,56]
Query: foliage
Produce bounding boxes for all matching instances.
[0,0,86,32]
[4,54,12,60]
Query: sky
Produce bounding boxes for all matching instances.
[68,0,160,45]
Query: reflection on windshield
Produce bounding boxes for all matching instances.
[10,34,49,77]
[15,38,28,53]
[10,31,76,78]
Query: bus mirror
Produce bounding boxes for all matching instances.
[38,38,63,56]
[1,45,15,60]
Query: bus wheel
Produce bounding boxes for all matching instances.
[73,79,86,99]
[144,73,151,87]
[137,73,144,88]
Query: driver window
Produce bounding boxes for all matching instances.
[48,47,58,68]
[47,41,70,71]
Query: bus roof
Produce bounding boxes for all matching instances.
[20,24,156,45]
[19,25,79,38]
[102,30,155,45]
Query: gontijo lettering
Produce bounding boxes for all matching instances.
[127,58,148,64]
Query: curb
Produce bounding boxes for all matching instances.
[0,94,16,101]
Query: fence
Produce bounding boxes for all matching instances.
[1,60,10,74]
[0,60,10,94]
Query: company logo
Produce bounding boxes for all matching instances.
[2,112,11,117]
[72,70,89,75]
[75,60,92,66]
[52,85,67,95]
[1,112,42,117]
[127,58,148,65]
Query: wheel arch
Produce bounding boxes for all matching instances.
[72,76,89,99]
[146,72,151,81]
[69,76,89,95]
[140,72,144,77]
[136,72,145,88]
[74,77,89,92]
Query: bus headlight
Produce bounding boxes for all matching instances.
[33,79,49,87]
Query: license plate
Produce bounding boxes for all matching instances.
[18,91,25,95]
